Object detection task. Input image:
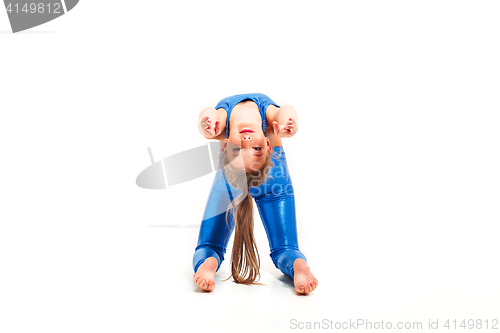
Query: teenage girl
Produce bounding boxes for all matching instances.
[192,93,318,294]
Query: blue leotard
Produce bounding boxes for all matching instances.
[193,94,307,279]
[214,93,279,139]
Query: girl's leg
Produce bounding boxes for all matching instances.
[252,147,318,293]
[193,169,238,273]
[254,185,307,279]
[192,169,235,291]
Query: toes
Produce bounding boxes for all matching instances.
[203,279,215,291]
[194,274,215,291]
[201,279,209,289]
[194,275,206,288]
[207,280,215,290]
[197,276,204,286]
[295,278,318,294]
[295,283,306,294]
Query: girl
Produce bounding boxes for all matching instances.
[192,93,318,294]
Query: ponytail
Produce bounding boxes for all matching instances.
[230,192,261,284]
[222,149,272,284]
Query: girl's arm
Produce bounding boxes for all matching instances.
[272,105,298,138]
[198,107,226,141]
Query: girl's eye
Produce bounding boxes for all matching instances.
[253,147,261,151]
[233,148,241,152]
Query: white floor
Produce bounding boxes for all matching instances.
[2,188,499,333]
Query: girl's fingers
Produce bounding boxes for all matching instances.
[273,121,280,134]
[201,117,217,138]
[272,120,296,137]
[202,117,212,130]
[204,119,212,130]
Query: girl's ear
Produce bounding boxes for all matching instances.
[222,140,228,153]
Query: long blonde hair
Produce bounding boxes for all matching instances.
[221,150,272,284]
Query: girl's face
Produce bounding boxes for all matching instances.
[223,128,271,171]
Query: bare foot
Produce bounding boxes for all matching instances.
[193,257,218,292]
[293,259,318,294]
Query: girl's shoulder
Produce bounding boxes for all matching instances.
[216,107,228,121]
[265,104,279,124]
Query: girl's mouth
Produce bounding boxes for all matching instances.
[239,129,254,134]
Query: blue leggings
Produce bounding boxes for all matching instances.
[192,146,307,279]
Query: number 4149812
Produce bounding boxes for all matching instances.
[444,319,498,330]
[5,3,62,14]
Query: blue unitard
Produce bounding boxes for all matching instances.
[192,94,307,279]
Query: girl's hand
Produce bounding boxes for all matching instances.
[273,118,296,138]
[201,116,220,139]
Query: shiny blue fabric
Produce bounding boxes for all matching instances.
[214,93,279,139]
[193,146,307,279]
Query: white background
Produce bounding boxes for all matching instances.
[1,1,499,332]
